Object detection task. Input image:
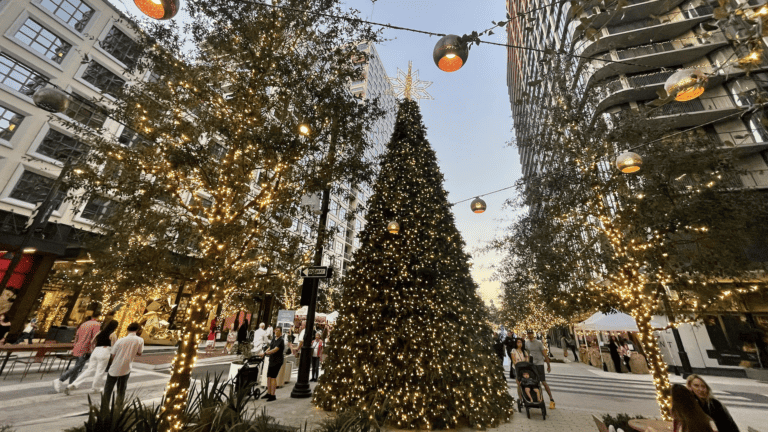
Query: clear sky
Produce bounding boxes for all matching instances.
[343,0,523,304]
[112,0,523,304]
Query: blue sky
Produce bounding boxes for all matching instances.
[345,0,523,303]
[112,0,523,303]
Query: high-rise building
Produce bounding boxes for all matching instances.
[506,0,768,375]
[296,42,397,279]
[0,0,141,318]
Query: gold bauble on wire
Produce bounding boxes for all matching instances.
[616,151,642,174]
[470,197,486,213]
[386,221,400,234]
[32,87,70,113]
[433,35,469,72]
[664,69,706,102]
[134,0,180,20]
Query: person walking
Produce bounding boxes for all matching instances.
[504,334,516,378]
[493,332,505,363]
[260,326,284,401]
[671,384,716,432]
[687,374,740,432]
[53,312,101,392]
[237,319,249,345]
[65,319,118,394]
[561,333,579,362]
[525,330,555,409]
[609,336,623,373]
[225,323,237,354]
[310,331,324,382]
[252,323,268,354]
[103,323,144,406]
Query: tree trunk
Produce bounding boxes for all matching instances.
[633,311,671,420]
[160,282,211,430]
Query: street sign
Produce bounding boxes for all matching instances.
[300,266,330,278]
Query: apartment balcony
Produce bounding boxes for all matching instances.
[577,4,714,59]
[586,34,728,88]
[579,0,686,34]
[648,94,742,129]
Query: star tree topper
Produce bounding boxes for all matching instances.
[388,61,434,103]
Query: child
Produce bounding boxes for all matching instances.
[519,371,541,402]
[205,330,216,355]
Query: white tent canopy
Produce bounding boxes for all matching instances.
[574,312,665,332]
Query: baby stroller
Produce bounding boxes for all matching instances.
[233,355,265,399]
[514,362,547,420]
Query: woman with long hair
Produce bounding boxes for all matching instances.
[510,338,529,366]
[687,374,740,432]
[670,384,715,432]
[64,319,119,394]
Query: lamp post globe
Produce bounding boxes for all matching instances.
[470,197,487,213]
[134,0,180,20]
[387,221,400,234]
[433,35,469,72]
[664,69,706,102]
[32,87,70,113]
[616,151,643,174]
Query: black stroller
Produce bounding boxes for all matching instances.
[233,355,265,399]
[514,362,547,420]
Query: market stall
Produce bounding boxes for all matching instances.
[574,312,665,374]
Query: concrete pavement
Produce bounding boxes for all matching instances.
[1,347,767,431]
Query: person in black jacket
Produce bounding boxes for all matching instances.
[687,374,740,432]
[492,332,505,363]
[608,336,623,373]
[503,334,516,379]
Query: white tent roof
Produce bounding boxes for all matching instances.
[574,312,666,332]
[326,311,339,322]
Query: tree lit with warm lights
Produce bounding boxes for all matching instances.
[495,52,768,419]
[57,0,382,427]
[313,100,513,429]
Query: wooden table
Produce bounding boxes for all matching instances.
[628,419,674,432]
[0,343,75,375]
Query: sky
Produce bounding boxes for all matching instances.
[112,0,524,304]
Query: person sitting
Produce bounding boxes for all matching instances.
[519,371,541,402]
[687,374,740,432]
[670,384,715,432]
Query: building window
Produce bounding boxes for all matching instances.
[81,62,125,97]
[64,97,107,129]
[15,19,72,64]
[40,0,94,32]
[9,170,67,208]
[0,107,24,141]
[0,54,47,96]
[118,127,150,148]
[100,27,139,68]
[80,196,114,221]
[36,129,88,163]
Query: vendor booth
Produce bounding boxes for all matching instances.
[574,312,665,374]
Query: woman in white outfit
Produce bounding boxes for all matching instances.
[65,320,118,394]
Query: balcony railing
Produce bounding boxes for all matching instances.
[607,17,658,34]
[616,41,676,59]
[655,95,735,116]
[627,70,675,87]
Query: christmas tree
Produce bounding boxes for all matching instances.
[313,100,513,429]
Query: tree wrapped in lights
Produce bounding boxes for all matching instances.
[57,0,381,427]
[495,51,768,418]
[313,100,513,429]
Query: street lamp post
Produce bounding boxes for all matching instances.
[290,186,331,398]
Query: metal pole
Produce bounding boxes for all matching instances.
[291,187,331,398]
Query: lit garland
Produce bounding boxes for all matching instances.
[313,100,513,429]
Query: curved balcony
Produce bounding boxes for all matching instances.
[578,0,686,35]
[649,94,742,129]
[585,34,728,89]
[576,5,714,59]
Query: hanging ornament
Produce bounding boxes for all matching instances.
[470,197,487,213]
[664,69,706,102]
[281,217,293,229]
[299,124,311,136]
[134,0,180,20]
[32,87,70,113]
[616,151,643,174]
[433,35,469,72]
[387,221,400,234]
